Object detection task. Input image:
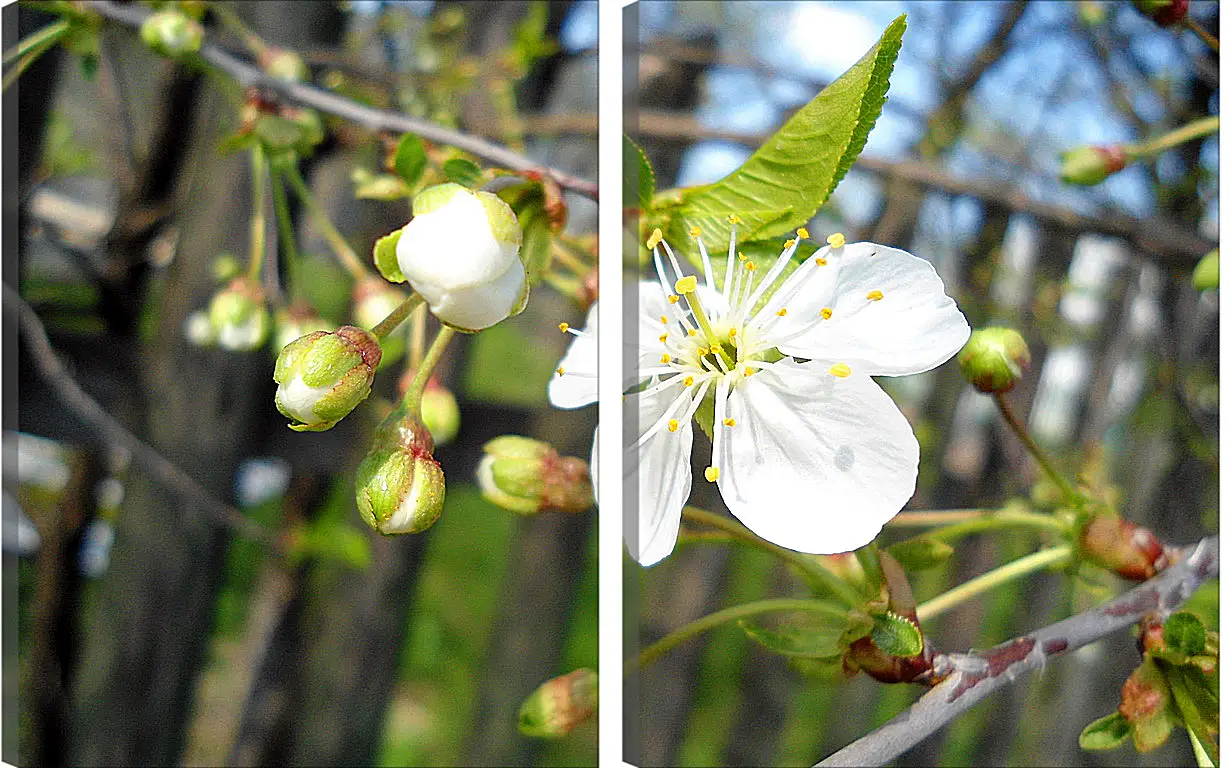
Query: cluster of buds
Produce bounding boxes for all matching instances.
[1078,515,1171,581]
[958,327,1031,394]
[1059,145,1129,186]
[376,184,528,332]
[273,326,382,432]
[477,436,593,515]
[139,9,203,60]
[206,277,270,352]
[355,406,446,535]
[517,668,598,739]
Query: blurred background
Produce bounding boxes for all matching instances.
[629,1,1218,766]
[9,1,596,766]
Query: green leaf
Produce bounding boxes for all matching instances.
[886,537,955,572]
[737,613,849,659]
[443,158,483,187]
[1079,712,1132,751]
[372,229,406,283]
[870,611,922,657]
[393,133,428,186]
[1165,612,1209,658]
[650,14,906,270]
[1165,665,1219,763]
[254,115,305,153]
[623,134,656,211]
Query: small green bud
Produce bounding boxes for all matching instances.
[477,436,593,515]
[212,253,241,283]
[958,327,1031,394]
[273,305,334,353]
[208,278,270,352]
[1132,0,1189,26]
[274,326,382,432]
[421,379,461,445]
[356,408,445,535]
[260,47,309,82]
[1193,249,1218,291]
[517,669,597,739]
[139,10,203,60]
[1059,145,1128,186]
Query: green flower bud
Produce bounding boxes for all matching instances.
[355,407,445,535]
[208,278,270,352]
[1060,145,1128,186]
[260,47,309,82]
[517,668,597,739]
[212,253,241,283]
[477,436,593,515]
[1193,249,1218,291]
[139,10,203,60]
[1132,0,1189,26]
[958,327,1031,394]
[274,326,382,432]
[421,379,461,446]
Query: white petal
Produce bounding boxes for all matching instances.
[626,381,692,565]
[423,257,527,331]
[776,243,969,376]
[716,359,919,554]
[549,303,599,408]
[396,191,518,291]
[277,374,331,424]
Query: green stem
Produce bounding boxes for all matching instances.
[627,597,849,675]
[915,545,1072,623]
[1,26,67,94]
[370,293,425,340]
[994,393,1081,507]
[281,160,369,280]
[916,510,1068,545]
[888,509,999,526]
[1129,116,1219,159]
[551,240,590,278]
[211,2,269,57]
[681,506,864,607]
[404,325,455,415]
[268,163,302,300]
[248,146,268,280]
[409,302,427,369]
[2,18,69,68]
[1183,17,1219,53]
[543,271,583,300]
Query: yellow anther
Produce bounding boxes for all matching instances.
[785,238,797,249]
[867,290,884,301]
[667,419,679,433]
[776,307,788,317]
[696,346,709,355]
[674,275,698,293]
[660,315,669,324]
[826,232,846,248]
[743,366,754,377]
[647,228,663,249]
[829,363,851,378]
[658,333,668,343]
[737,251,748,262]
[723,418,736,427]
[682,376,695,386]
[814,257,828,266]
[796,227,810,239]
[558,322,570,333]
[667,294,680,304]
[704,466,720,482]
[727,214,741,225]
[728,328,738,338]
[820,307,833,320]
[745,262,757,271]
[660,353,672,364]
[555,367,565,376]
[689,225,701,237]
[687,328,698,337]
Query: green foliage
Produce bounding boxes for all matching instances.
[442,157,483,187]
[623,134,655,211]
[372,229,406,283]
[738,614,848,658]
[1165,612,1209,657]
[1079,712,1132,750]
[885,536,955,572]
[394,134,428,187]
[495,180,554,286]
[641,15,907,271]
[869,611,923,657]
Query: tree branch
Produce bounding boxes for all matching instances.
[6,283,280,549]
[81,0,598,201]
[815,535,1219,767]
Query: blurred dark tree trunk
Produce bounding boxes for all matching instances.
[67,4,341,766]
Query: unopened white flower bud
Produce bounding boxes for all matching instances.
[355,408,445,535]
[208,278,270,352]
[274,326,382,432]
[392,183,527,332]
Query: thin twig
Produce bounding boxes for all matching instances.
[6,283,280,550]
[816,535,1219,767]
[82,0,598,201]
